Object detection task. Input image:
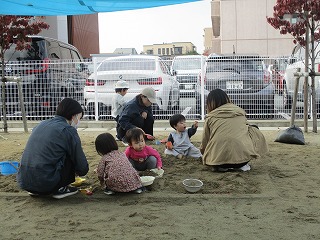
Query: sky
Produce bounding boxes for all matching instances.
[98,0,211,54]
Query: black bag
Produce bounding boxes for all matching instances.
[274,125,305,145]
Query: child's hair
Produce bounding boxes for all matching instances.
[169,114,186,129]
[125,128,145,145]
[206,89,231,112]
[115,87,129,93]
[95,133,118,155]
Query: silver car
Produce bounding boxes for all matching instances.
[84,55,180,117]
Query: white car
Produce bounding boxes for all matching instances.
[171,55,207,97]
[284,43,320,111]
[84,55,180,116]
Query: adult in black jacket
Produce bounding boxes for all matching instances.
[117,87,156,142]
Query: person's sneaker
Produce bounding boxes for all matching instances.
[212,166,230,172]
[104,188,115,195]
[27,191,39,197]
[133,187,145,194]
[239,163,251,172]
[52,186,78,199]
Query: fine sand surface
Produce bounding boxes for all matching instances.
[0,128,320,240]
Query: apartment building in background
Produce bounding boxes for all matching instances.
[143,42,196,56]
[41,15,99,58]
[205,0,295,56]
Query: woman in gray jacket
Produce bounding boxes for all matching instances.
[17,98,89,199]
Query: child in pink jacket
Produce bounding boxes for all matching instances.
[124,128,162,171]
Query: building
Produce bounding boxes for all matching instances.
[41,15,100,59]
[143,42,197,56]
[113,48,138,55]
[207,0,295,56]
[203,28,214,55]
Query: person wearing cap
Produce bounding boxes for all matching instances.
[117,87,157,144]
[17,98,89,199]
[111,80,129,138]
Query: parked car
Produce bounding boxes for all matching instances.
[196,54,275,119]
[266,57,290,109]
[0,35,89,118]
[83,55,180,117]
[284,42,320,112]
[171,55,206,97]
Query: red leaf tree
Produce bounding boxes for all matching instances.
[0,16,49,133]
[267,0,320,132]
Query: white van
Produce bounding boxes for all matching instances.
[284,43,320,110]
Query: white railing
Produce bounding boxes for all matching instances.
[1,55,318,121]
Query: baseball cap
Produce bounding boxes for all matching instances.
[140,87,157,103]
[115,80,129,89]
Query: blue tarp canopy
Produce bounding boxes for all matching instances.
[0,0,200,16]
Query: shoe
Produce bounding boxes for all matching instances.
[133,187,145,194]
[239,163,251,172]
[104,188,115,195]
[52,186,78,199]
[212,166,230,172]
[27,191,39,197]
[115,136,120,141]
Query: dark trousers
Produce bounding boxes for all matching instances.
[28,159,75,195]
[117,116,154,140]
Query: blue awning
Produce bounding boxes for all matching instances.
[0,0,201,16]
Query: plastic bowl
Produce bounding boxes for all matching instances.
[182,179,203,193]
[140,176,155,186]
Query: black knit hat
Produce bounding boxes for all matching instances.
[56,98,84,120]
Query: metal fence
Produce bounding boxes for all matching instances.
[0,55,318,121]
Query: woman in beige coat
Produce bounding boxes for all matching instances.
[200,89,268,172]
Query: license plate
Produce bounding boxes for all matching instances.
[184,84,194,90]
[226,81,243,90]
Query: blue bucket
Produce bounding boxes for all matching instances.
[0,161,19,175]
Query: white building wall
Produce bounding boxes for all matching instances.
[218,0,294,56]
[41,16,68,44]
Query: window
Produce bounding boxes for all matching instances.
[60,47,72,60]
[166,48,169,55]
[158,49,161,55]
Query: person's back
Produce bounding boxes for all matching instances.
[17,98,89,199]
[200,89,268,172]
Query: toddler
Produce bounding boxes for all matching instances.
[111,80,129,139]
[165,114,202,159]
[124,128,162,171]
[95,132,144,195]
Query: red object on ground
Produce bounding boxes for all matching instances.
[166,141,173,150]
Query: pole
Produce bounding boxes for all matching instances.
[291,68,301,126]
[303,25,309,133]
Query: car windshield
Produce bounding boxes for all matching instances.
[4,39,46,61]
[99,58,156,71]
[172,59,202,70]
[206,59,264,73]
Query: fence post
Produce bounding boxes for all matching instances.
[290,68,301,126]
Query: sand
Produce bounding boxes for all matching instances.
[0,129,320,240]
